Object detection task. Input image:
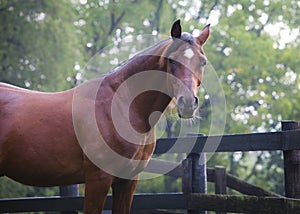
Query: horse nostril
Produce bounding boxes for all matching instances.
[177,96,198,109]
[194,96,199,107]
[177,96,185,107]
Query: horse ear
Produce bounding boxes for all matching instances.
[196,24,210,46]
[171,19,182,39]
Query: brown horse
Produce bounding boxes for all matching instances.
[0,20,210,213]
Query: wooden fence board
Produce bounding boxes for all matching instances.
[0,196,84,212]
[188,194,300,214]
[225,173,281,197]
[145,161,280,198]
[2,194,299,213]
[2,126,300,213]
[0,194,187,213]
[155,130,300,154]
[144,159,183,177]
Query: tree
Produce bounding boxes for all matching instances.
[0,0,84,91]
[74,0,178,57]
[191,0,299,194]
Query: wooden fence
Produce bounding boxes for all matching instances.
[1,120,300,213]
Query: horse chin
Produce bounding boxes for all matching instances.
[178,111,195,119]
[178,111,201,127]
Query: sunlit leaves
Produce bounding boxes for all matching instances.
[0,0,83,91]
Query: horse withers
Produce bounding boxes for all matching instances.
[0,20,210,213]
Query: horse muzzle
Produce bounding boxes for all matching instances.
[176,95,198,118]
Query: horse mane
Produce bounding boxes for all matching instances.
[110,32,195,74]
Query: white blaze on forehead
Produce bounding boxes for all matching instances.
[184,48,194,59]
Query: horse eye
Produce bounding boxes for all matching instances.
[168,58,177,73]
[169,58,176,64]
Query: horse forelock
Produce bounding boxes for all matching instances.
[161,32,196,61]
[180,32,195,45]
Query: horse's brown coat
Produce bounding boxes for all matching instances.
[0,20,209,213]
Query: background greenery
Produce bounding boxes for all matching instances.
[0,0,299,200]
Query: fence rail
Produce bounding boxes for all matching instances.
[1,120,300,213]
[188,194,300,214]
[1,194,300,213]
[0,194,188,212]
[155,129,300,154]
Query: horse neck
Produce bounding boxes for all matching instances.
[108,40,172,130]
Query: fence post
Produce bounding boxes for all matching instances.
[282,120,300,199]
[214,166,227,214]
[182,152,207,214]
[214,165,227,195]
[59,185,79,214]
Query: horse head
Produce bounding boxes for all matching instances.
[165,20,210,118]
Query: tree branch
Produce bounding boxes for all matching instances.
[154,0,163,32]
[94,11,126,55]
[245,152,263,181]
[108,11,125,36]
[0,2,17,13]
[205,0,219,21]
[196,0,219,22]
[253,8,274,37]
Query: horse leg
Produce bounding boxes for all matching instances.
[111,178,138,214]
[84,170,113,214]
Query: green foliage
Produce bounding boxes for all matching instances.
[0,177,58,197]
[0,0,84,91]
[75,0,176,57]
[136,175,181,193]
[194,0,299,195]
